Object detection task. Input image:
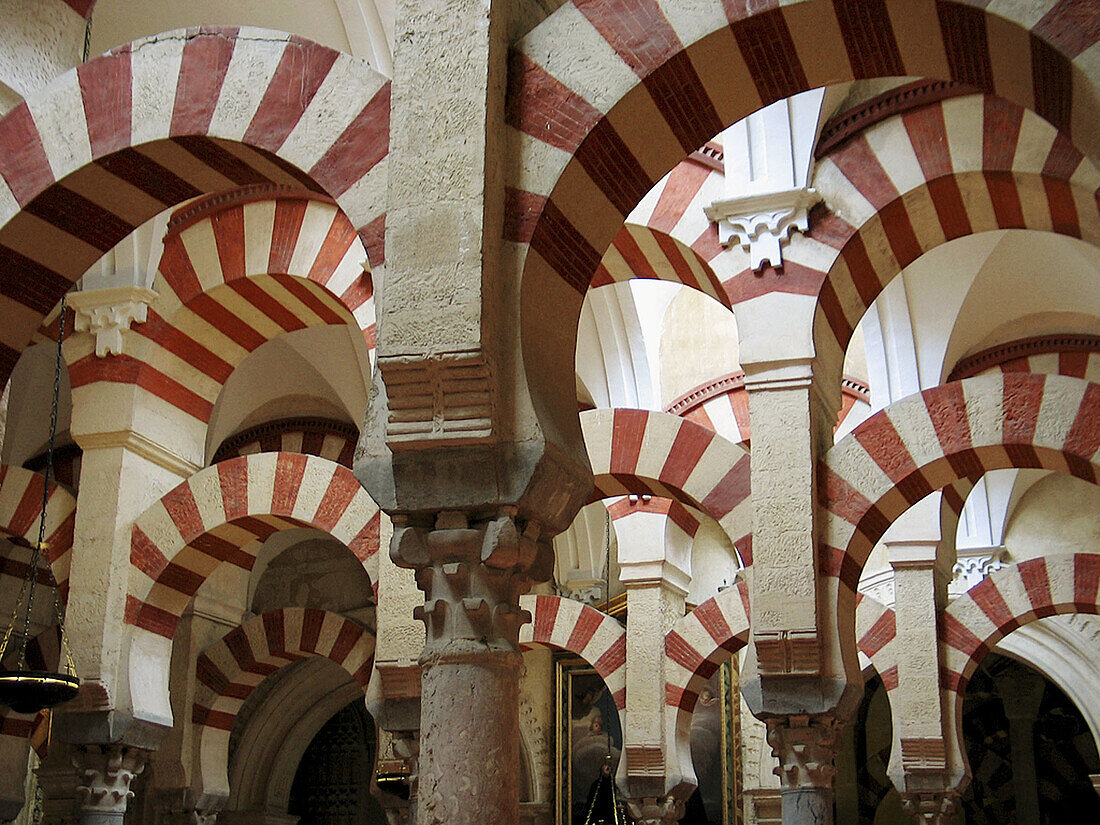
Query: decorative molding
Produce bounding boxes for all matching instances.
[816,79,974,159]
[625,745,664,778]
[705,187,821,272]
[900,738,947,773]
[688,141,723,172]
[666,371,869,417]
[212,417,359,464]
[381,350,495,447]
[947,333,1100,381]
[164,183,334,237]
[68,286,158,357]
[75,430,200,478]
[754,629,820,675]
[666,371,745,416]
[858,567,895,609]
[377,661,422,701]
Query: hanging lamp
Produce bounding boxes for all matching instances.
[582,512,627,825]
[0,295,79,714]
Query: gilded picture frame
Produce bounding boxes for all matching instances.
[555,655,740,825]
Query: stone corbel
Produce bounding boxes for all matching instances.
[705,188,821,272]
[948,546,1005,599]
[68,286,158,357]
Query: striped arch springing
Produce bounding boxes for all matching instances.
[855,593,897,691]
[821,373,1100,596]
[664,579,750,717]
[510,0,1100,447]
[0,27,390,382]
[192,608,374,797]
[580,408,751,549]
[67,193,376,425]
[810,95,1100,386]
[591,223,729,309]
[128,452,380,639]
[0,466,76,593]
[939,553,1100,752]
[518,594,626,709]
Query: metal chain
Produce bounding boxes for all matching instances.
[11,297,69,671]
[83,12,92,63]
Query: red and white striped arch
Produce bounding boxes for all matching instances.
[664,579,750,716]
[940,553,1100,711]
[192,608,374,797]
[67,194,376,425]
[591,223,729,308]
[855,593,898,691]
[519,594,626,709]
[0,465,75,594]
[127,452,380,639]
[811,95,1100,386]
[510,0,1100,442]
[822,374,1100,595]
[580,408,751,548]
[0,27,390,383]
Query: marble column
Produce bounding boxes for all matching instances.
[998,670,1044,825]
[391,510,549,825]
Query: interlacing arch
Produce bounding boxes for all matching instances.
[664,579,750,716]
[519,594,626,709]
[854,594,897,691]
[65,192,376,424]
[0,27,390,382]
[811,95,1100,388]
[127,452,380,639]
[510,0,1100,446]
[821,372,1100,685]
[939,554,1100,772]
[192,607,374,800]
[0,465,75,593]
[580,408,751,551]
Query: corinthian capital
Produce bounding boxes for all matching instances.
[391,510,552,651]
[766,715,839,790]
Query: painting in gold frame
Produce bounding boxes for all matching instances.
[555,655,740,825]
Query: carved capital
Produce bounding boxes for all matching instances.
[899,790,960,825]
[391,511,551,650]
[72,745,148,814]
[766,716,839,791]
[624,796,684,825]
[68,286,158,357]
[705,188,820,271]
